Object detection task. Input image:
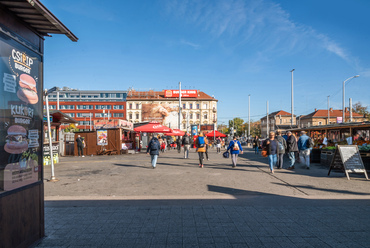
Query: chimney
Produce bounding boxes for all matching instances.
[329,108,333,111]
[314,108,317,112]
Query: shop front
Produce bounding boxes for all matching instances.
[0,1,77,247]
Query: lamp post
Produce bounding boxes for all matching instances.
[342,75,359,122]
[45,87,58,182]
[248,94,250,138]
[290,69,295,127]
[327,95,330,125]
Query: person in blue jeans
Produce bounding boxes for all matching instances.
[286,131,298,170]
[253,136,260,154]
[147,134,161,169]
[263,131,280,174]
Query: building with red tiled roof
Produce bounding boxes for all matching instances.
[299,108,366,128]
[126,89,218,131]
[260,110,297,137]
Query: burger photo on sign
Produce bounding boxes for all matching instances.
[17,73,38,104]
[4,125,29,154]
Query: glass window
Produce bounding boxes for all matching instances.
[190,113,193,119]
[190,104,193,109]
[196,114,200,119]
[113,113,124,117]
[204,113,208,119]
[67,113,75,117]
[129,103,132,109]
[113,105,124,109]
[183,104,186,109]
[136,113,139,119]
[196,104,200,109]
[136,104,139,109]
[129,113,132,119]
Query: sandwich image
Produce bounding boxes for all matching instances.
[4,125,28,154]
[17,73,38,104]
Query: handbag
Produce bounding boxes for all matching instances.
[261,148,268,157]
[222,151,229,158]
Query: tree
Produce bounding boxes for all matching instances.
[353,102,369,120]
[229,118,244,136]
[217,124,229,134]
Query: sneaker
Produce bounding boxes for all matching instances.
[153,166,156,169]
[82,155,85,157]
[232,165,236,168]
[306,166,310,170]
[287,166,295,170]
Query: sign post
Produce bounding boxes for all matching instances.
[328,145,369,180]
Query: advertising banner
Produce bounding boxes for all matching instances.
[142,102,179,126]
[97,130,108,146]
[94,119,133,130]
[191,125,198,136]
[0,32,42,192]
[337,117,343,124]
[164,90,198,98]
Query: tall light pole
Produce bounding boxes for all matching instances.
[327,95,330,125]
[45,87,58,182]
[178,82,182,130]
[342,75,359,122]
[290,69,295,127]
[248,94,250,138]
[266,101,269,137]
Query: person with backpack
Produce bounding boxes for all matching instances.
[194,133,208,168]
[176,136,182,153]
[286,131,298,170]
[297,131,313,169]
[146,134,161,169]
[275,131,287,169]
[227,136,243,168]
[262,131,280,173]
[216,137,222,153]
[182,132,191,159]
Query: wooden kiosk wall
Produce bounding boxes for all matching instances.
[0,8,44,248]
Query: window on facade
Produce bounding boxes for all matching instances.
[183,123,186,129]
[196,114,200,119]
[113,105,124,109]
[113,113,124,118]
[129,113,132,119]
[136,104,139,109]
[190,104,193,109]
[96,105,112,110]
[203,103,208,109]
[280,119,282,124]
[77,105,93,110]
[204,113,207,119]
[196,104,200,109]
[129,103,132,109]
[60,105,75,110]
[190,113,193,119]
[183,104,186,109]
[183,113,186,119]
[67,113,75,117]
[136,113,139,119]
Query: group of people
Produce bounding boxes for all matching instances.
[261,130,313,174]
[146,132,243,169]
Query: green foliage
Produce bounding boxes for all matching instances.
[353,102,369,120]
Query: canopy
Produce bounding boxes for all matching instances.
[206,130,227,138]
[134,122,172,133]
[165,129,185,136]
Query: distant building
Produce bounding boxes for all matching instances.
[126,89,218,131]
[260,110,297,137]
[44,87,127,130]
[299,108,365,128]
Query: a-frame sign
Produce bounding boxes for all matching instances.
[328,145,369,180]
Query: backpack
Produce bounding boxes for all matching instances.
[277,140,284,151]
[197,137,205,148]
[216,139,221,144]
[183,136,190,144]
[306,137,314,148]
[233,141,239,150]
[150,140,158,150]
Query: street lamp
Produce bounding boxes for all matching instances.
[45,87,58,182]
[290,69,295,127]
[342,75,359,122]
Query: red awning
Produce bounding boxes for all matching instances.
[205,130,227,138]
[134,122,172,133]
[165,129,185,136]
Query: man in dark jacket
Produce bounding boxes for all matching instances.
[147,134,160,169]
[182,133,191,158]
[262,132,279,173]
[76,135,85,157]
[286,131,298,170]
[275,131,287,169]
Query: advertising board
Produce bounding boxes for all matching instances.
[164,90,198,98]
[97,130,108,146]
[142,102,179,126]
[94,119,133,130]
[0,33,42,192]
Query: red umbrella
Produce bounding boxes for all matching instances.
[134,122,172,133]
[165,129,185,136]
[206,130,227,138]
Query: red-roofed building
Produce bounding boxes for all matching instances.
[299,108,366,128]
[260,110,297,137]
[126,89,218,131]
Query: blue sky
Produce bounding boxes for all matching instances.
[42,0,370,125]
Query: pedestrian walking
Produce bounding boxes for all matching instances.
[216,137,222,153]
[225,139,229,149]
[297,131,312,169]
[227,136,243,168]
[262,131,279,173]
[253,136,260,154]
[194,133,208,168]
[286,131,298,170]
[205,138,210,161]
[275,131,287,169]
[177,136,182,153]
[146,134,161,169]
[182,132,191,158]
[76,135,85,157]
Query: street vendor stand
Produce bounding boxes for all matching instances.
[134,122,172,151]
[292,122,370,170]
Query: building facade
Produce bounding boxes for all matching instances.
[299,108,366,128]
[45,87,127,130]
[260,110,297,138]
[126,89,218,131]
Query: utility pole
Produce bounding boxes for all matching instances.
[290,69,295,127]
[349,98,353,122]
[266,101,269,137]
[248,94,250,138]
[179,82,181,130]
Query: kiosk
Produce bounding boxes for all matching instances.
[0,1,77,247]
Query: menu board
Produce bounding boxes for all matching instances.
[0,32,42,191]
[328,145,369,180]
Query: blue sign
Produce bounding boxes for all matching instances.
[191,125,198,136]
[43,115,53,122]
